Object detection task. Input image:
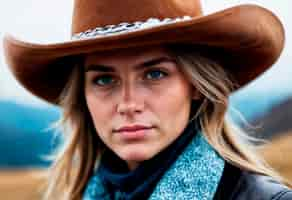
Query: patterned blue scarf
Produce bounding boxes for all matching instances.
[83,122,225,200]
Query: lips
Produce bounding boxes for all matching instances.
[114,125,153,133]
[114,125,154,140]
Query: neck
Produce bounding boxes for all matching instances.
[127,161,140,171]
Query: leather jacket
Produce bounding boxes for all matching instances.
[214,162,292,200]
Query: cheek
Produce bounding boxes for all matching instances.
[149,80,192,137]
[85,92,113,134]
[154,83,191,119]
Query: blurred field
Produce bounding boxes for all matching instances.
[0,169,46,200]
[260,132,292,181]
[0,133,292,200]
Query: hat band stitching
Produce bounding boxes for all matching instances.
[72,16,192,40]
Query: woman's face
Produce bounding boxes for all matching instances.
[84,45,199,170]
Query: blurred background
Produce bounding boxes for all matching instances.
[0,0,291,199]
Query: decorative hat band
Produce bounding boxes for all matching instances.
[72,16,192,40]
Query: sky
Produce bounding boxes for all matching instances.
[0,0,291,107]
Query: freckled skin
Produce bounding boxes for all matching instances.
[84,45,199,170]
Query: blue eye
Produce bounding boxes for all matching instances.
[145,70,167,80]
[93,75,116,86]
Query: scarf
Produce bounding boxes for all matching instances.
[83,120,225,200]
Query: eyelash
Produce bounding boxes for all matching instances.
[92,68,169,87]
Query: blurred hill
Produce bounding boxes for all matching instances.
[0,100,60,134]
[232,96,292,140]
[251,97,292,139]
[229,89,292,121]
[0,100,61,168]
[1,93,292,168]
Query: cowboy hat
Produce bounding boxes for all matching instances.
[3,0,285,104]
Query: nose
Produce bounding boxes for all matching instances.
[116,82,144,116]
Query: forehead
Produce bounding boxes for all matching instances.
[84,45,173,67]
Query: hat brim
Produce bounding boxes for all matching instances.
[3,4,285,104]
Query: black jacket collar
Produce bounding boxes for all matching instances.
[214,162,292,200]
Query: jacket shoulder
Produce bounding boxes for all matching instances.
[214,162,292,200]
[233,171,292,200]
[276,191,292,200]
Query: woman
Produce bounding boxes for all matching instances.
[3,0,292,199]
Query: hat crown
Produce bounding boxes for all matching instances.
[71,0,202,34]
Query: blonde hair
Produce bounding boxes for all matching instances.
[43,45,291,199]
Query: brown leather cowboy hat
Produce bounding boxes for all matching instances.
[3,0,285,104]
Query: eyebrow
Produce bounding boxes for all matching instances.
[84,57,175,72]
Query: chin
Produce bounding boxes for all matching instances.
[121,148,156,162]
